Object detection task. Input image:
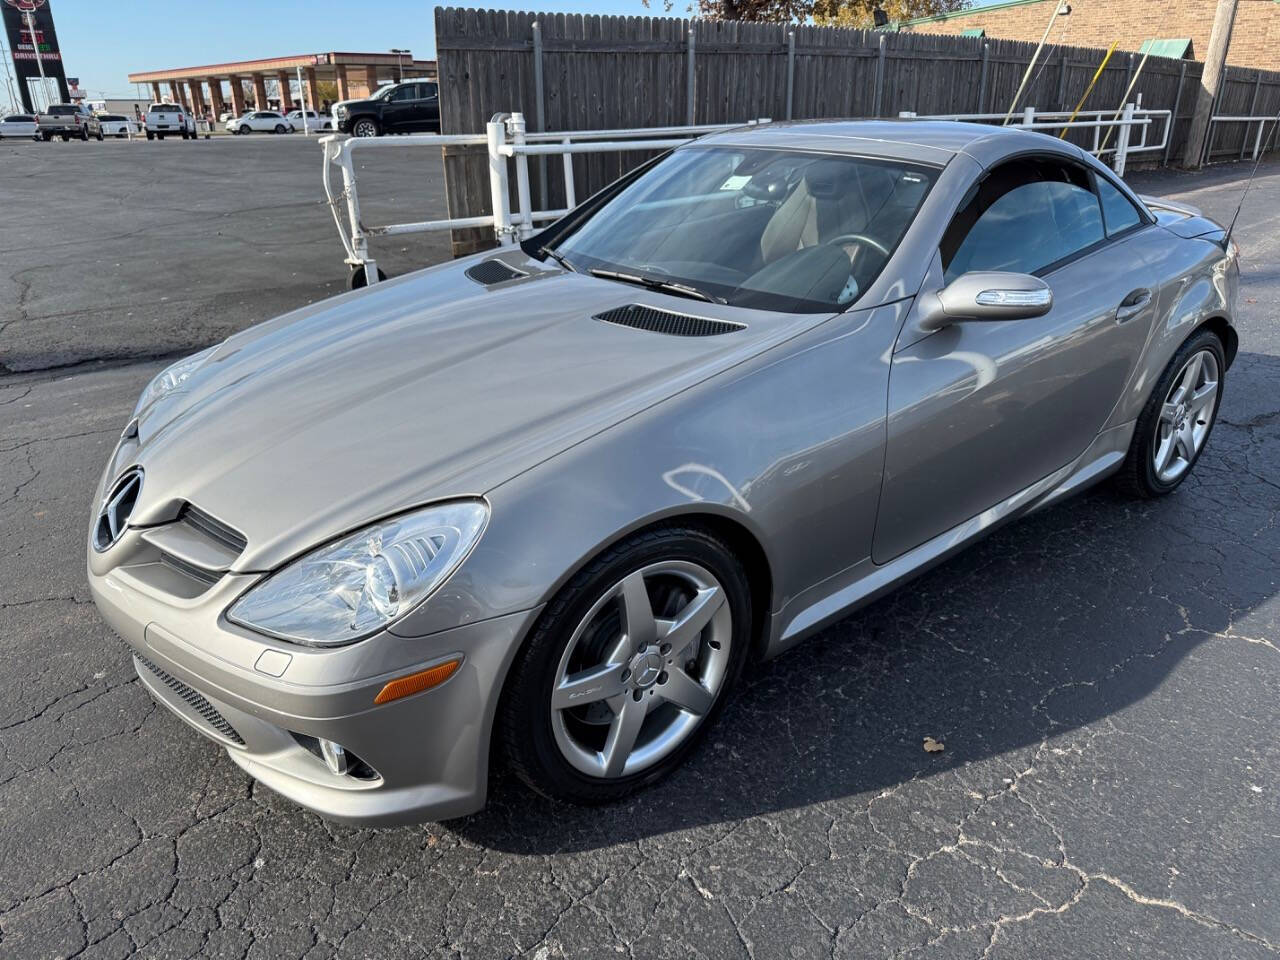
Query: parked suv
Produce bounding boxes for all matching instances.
[334,80,439,137]
[36,103,102,141]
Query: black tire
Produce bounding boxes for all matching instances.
[42,132,51,141]
[80,127,88,141]
[346,265,388,290]
[96,129,104,141]
[145,131,154,141]
[351,117,379,138]
[1115,326,1225,499]
[499,524,753,806]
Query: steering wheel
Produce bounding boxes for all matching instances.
[825,233,891,258]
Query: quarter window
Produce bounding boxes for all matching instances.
[941,157,1105,282]
[1095,174,1144,237]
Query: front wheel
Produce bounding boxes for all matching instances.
[351,117,379,138]
[274,124,286,134]
[1116,328,1225,498]
[499,525,752,805]
[96,129,104,141]
[346,264,387,290]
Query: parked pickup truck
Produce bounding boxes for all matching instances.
[145,102,197,140]
[333,79,439,137]
[36,103,103,141]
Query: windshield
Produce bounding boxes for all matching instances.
[554,146,937,313]
[373,83,398,100]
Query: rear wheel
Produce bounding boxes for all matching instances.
[1116,328,1224,498]
[499,525,752,805]
[96,128,104,141]
[145,130,154,141]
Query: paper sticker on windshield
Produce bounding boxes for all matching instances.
[720,175,751,191]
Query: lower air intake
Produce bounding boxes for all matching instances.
[465,259,526,285]
[135,654,245,746]
[594,304,745,337]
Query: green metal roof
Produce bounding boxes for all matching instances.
[901,0,1050,27]
[1138,37,1193,59]
[961,27,987,37]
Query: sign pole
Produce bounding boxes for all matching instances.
[296,64,309,135]
[24,9,47,110]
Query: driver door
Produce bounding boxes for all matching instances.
[873,155,1158,563]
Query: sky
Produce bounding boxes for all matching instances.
[37,0,663,98]
[42,0,1004,100]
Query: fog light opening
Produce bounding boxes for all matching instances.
[319,738,349,776]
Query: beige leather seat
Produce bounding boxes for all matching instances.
[758,166,879,265]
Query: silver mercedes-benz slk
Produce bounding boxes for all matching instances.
[87,120,1238,825]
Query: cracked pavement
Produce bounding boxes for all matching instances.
[1,143,1277,959]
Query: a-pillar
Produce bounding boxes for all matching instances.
[229,78,245,116]
[252,73,268,110]
[334,64,349,102]
[150,82,162,102]
[277,72,293,111]
[208,79,225,120]
[305,67,320,111]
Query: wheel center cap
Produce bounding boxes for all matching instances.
[630,651,664,688]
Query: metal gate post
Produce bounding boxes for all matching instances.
[977,43,990,113]
[786,30,795,121]
[686,26,696,125]
[1114,101,1134,175]
[339,144,376,282]
[509,112,534,240]
[1022,105,1035,127]
[532,21,549,205]
[1241,71,1262,160]
[486,117,512,243]
[873,34,887,117]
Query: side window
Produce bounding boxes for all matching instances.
[1095,174,1144,237]
[389,85,415,102]
[941,157,1105,282]
[422,83,438,100]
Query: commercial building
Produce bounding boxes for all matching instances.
[127,51,437,118]
[901,0,1280,71]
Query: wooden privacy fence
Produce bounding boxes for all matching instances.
[435,6,1280,255]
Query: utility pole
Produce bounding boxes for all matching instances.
[1182,0,1238,169]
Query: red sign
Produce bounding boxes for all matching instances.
[3,0,49,13]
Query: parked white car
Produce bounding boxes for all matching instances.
[0,113,37,138]
[226,110,294,134]
[284,109,332,131]
[97,114,137,138]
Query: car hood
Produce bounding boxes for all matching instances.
[123,255,832,571]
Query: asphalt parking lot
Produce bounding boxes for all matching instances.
[1,137,1278,959]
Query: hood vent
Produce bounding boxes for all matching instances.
[594,304,745,337]
[465,259,526,286]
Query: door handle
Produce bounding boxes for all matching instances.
[1116,288,1152,323]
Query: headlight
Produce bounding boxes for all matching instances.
[335,105,347,118]
[138,346,215,411]
[227,500,489,646]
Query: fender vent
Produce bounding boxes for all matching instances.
[594,304,744,337]
[465,259,526,286]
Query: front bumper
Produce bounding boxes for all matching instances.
[89,559,540,826]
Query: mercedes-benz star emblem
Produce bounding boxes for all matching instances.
[93,468,143,551]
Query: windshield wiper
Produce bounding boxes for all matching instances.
[589,268,726,304]
[540,246,578,273]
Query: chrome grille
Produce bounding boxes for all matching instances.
[134,654,244,746]
[594,304,745,337]
[179,503,247,553]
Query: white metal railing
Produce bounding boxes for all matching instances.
[320,114,768,284]
[1207,114,1278,163]
[321,104,1165,283]
[898,104,1168,176]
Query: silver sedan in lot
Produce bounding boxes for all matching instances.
[87,121,1238,825]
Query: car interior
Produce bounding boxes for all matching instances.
[558,147,938,312]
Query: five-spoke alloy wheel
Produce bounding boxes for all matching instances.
[1117,327,1225,498]
[501,526,752,804]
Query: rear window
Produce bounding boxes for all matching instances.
[5,115,33,122]
[149,103,179,113]
[47,105,76,115]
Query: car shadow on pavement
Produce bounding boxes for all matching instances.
[447,350,1280,854]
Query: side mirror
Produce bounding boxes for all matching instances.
[916,271,1053,332]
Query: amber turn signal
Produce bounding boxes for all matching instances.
[373,658,462,705]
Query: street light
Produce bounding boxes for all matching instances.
[390,48,410,81]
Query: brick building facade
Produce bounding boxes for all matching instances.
[903,0,1280,72]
